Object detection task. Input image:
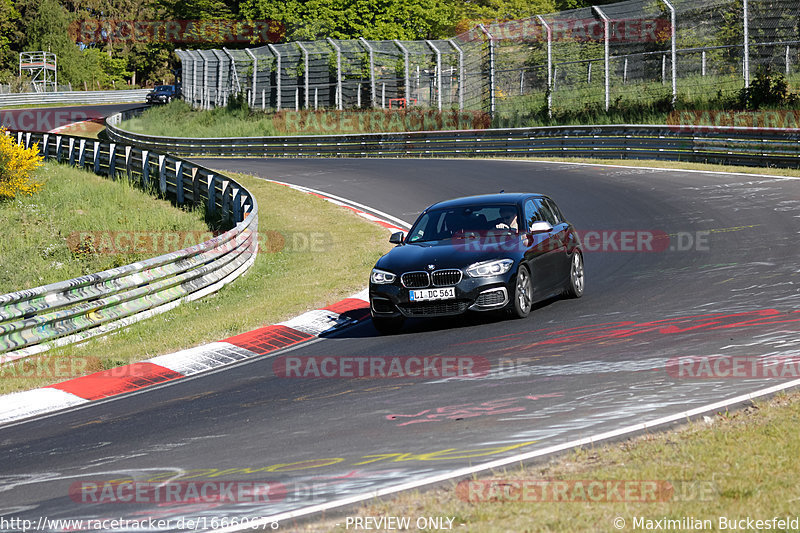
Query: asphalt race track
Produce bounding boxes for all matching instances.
[1,157,799,531]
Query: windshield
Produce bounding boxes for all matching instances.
[406,204,520,243]
[153,85,172,92]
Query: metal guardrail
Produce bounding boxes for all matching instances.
[0,89,150,108]
[0,130,258,362]
[106,107,800,168]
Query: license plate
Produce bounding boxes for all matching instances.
[409,287,456,302]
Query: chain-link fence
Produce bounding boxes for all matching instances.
[177,0,800,119]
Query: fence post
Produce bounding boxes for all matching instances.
[327,38,344,110]
[426,40,443,111]
[448,40,464,111]
[245,48,258,108]
[592,6,610,111]
[296,41,310,109]
[108,143,116,179]
[743,0,750,87]
[268,44,281,111]
[478,24,495,120]
[42,133,50,161]
[787,45,791,76]
[359,37,377,108]
[394,40,412,108]
[661,0,677,106]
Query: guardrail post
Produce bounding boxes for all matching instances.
[141,150,150,188]
[93,141,100,173]
[42,134,49,161]
[124,145,132,180]
[592,6,610,112]
[175,160,184,204]
[478,24,495,120]
[108,143,117,179]
[78,139,86,167]
[661,0,677,106]
[448,40,464,111]
[55,136,63,163]
[207,174,216,215]
[359,37,377,108]
[232,186,242,223]
[221,180,231,220]
[327,39,343,111]
[24,132,31,149]
[191,167,200,204]
[68,138,75,166]
[158,154,167,195]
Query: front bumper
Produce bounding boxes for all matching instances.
[369,271,513,318]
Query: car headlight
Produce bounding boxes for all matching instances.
[371,268,397,284]
[466,258,514,277]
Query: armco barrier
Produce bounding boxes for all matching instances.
[0,89,150,108]
[106,107,800,168]
[0,130,258,362]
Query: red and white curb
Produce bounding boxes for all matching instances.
[0,184,410,426]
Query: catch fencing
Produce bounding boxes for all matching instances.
[0,130,258,362]
[176,0,800,118]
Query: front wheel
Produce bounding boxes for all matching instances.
[372,316,404,335]
[564,251,584,298]
[510,265,533,318]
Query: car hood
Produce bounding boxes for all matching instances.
[375,237,523,273]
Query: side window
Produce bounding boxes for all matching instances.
[535,199,558,225]
[545,198,565,223]
[523,199,541,231]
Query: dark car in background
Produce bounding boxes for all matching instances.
[146,84,180,104]
[369,193,584,333]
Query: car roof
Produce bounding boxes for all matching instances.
[426,193,545,211]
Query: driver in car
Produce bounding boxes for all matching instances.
[495,206,519,231]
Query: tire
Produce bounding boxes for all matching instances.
[510,265,533,319]
[564,251,585,298]
[372,316,404,335]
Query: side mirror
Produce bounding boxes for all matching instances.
[389,231,405,244]
[529,221,553,234]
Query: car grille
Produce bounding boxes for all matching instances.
[398,301,469,317]
[431,269,462,286]
[475,288,507,307]
[401,272,430,288]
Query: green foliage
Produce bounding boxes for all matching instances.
[735,68,798,110]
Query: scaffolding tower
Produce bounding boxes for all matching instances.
[20,51,57,93]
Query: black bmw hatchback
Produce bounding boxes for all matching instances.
[369,193,584,333]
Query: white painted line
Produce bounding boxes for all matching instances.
[216,377,800,532]
[489,158,800,182]
[268,179,412,228]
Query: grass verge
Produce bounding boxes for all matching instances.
[0,161,210,292]
[306,390,800,532]
[0,170,392,395]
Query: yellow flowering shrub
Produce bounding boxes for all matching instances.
[0,128,44,200]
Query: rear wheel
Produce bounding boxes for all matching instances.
[510,265,533,318]
[564,251,584,298]
[372,316,404,335]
